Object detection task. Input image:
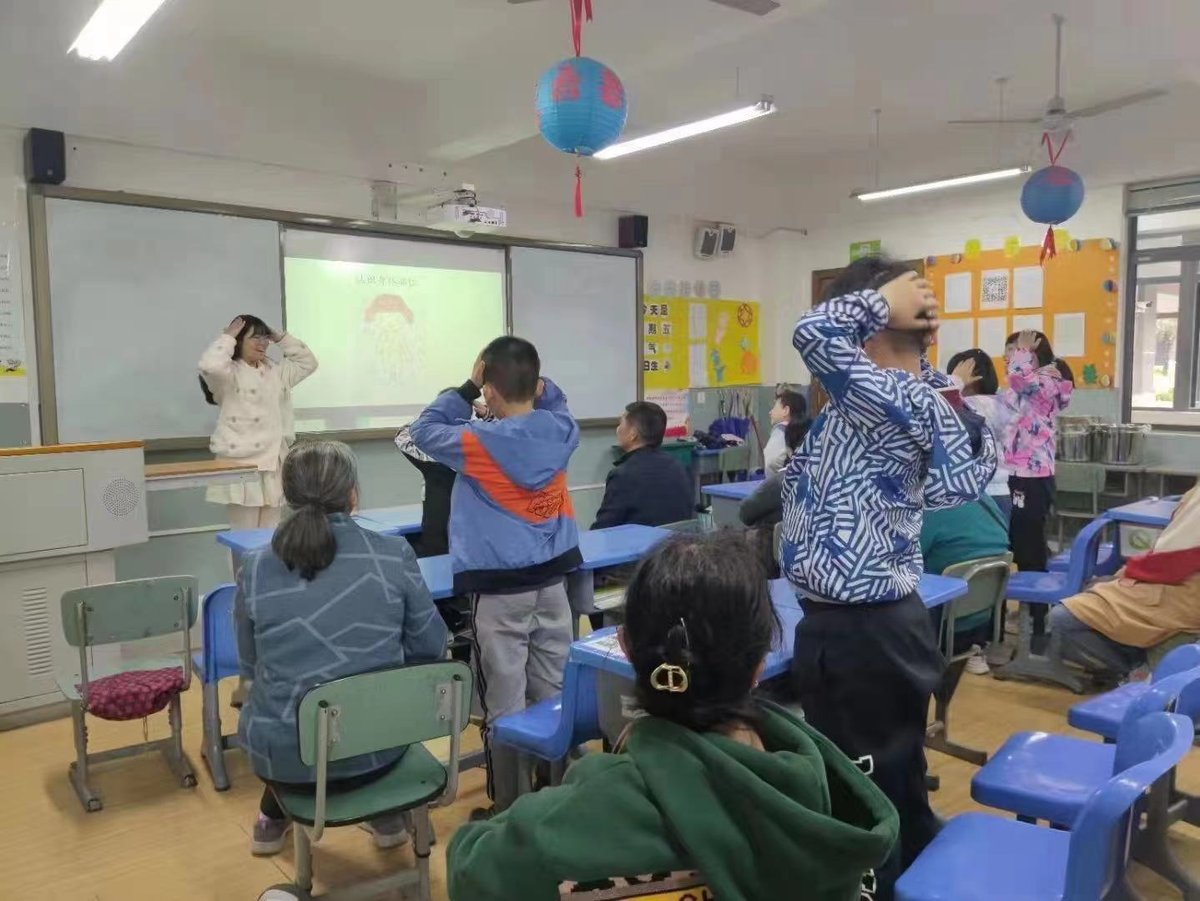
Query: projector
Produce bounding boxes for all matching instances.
[425,201,507,234]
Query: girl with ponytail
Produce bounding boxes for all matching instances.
[235,441,448,858]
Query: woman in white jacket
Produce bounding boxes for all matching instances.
[199,315,318,531]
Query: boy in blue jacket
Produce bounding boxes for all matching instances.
[411,336,581,817]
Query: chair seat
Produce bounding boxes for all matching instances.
[971,731,1114,826]
[56,657,188,702]
[897,812,1069,900]
[1007,571,1071,604]
[1068,682,1150,741]
[491,695,565,759]
[1049,543,1115,573]
[274,744,447,828]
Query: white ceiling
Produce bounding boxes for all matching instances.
[2,0,1198,228]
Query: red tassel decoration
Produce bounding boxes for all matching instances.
[1040,226,1057,264]
[574,165,583,218]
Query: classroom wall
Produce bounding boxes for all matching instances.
[766,181,1200,469]
[0,125,783,596]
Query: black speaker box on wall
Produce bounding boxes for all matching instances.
[618,214,649,249]
[25,128,66,185]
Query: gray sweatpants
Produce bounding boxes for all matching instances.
[470,579,572,811]
[1049,604,1146,680]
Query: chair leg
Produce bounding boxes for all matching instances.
[1133,779,1200,900]
[293,826,314,894]
[994,605,1086,693]
[162,693,198,789]
[412,807,435,901]
[199,680,231,791]
[67,701,102,812]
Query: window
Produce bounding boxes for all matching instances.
[1124,194,1200,425]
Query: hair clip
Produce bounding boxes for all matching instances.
[650,663,690,694]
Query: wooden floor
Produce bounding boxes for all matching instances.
[4,671,1200,900]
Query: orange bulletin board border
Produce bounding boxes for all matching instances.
[925,238,1120,389]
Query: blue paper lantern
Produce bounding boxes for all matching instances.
[1020,165,1085,225]
[536,57,627,156]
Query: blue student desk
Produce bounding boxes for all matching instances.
[1103,497,1179,528]
[573,573,967,745]
[351,504,424,534]
[572,573,967,682]
[702,478,764,528]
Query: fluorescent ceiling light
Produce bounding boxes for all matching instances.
[69,0,169,62]
[855,166,1031,202]
[595,96,776,161]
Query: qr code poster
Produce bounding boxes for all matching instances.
[979,269,1011,310]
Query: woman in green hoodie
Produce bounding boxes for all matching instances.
[447,532,899,901]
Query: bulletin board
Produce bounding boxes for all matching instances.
[925,238,1120,388]
[642,297,762,390]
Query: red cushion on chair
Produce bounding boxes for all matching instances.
[80,667,185,721]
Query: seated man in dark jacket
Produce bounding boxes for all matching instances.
[592,401,695,529]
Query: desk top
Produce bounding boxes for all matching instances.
[1103,497,1179,528]
[701,479,764,501]
[217,510,414,553]
[351,504,423,535]
[572,574,967,682]
[577,524,670,570]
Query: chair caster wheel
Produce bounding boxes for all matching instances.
[86,799,103,812]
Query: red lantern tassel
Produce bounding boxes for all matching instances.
[1040,226,1057,264]
[570,0,583,55]
[574,165,583,218]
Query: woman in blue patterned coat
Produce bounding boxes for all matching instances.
[235,440,448,856]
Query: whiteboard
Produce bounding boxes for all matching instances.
[45,199,283,442]
[510,247,639,420]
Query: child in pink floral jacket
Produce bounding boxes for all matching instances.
[1002,329,1074,638]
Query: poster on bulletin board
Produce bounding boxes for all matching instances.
[924,238,1120,389]
[643,297,761,390]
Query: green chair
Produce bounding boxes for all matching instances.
[925,555,1012,768]
[263,661,473,901]
[57,575,199,812]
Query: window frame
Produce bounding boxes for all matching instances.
[1122,201,1200,429]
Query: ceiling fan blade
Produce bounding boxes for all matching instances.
[708,0,781,14]
[947,117,1041,125]
[1069,89,1168,119]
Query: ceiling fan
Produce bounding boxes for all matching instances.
[949,14,1166,134]
[507,0,781,14]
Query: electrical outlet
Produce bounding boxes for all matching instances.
[697,391,707,404]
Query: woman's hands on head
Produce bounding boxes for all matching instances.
[879,272,939,340]
[224,317,246,338]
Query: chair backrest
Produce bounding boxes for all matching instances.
[1064,712,1194,900]
[1114,669,1200,770]
[1153,643,1200,682]
[61,576,198,648]
[297,660,472,766]
[937,555,1013,657]
[1064,516,1114,594]
[200,584,239,682]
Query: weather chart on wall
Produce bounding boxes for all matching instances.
[643,296,761,391]
[925,236,1120,389]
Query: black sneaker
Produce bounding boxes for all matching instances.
[469,806,496,822]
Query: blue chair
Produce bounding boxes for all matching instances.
[971,671,1200,897]
[995,516,1114,693]
[490,659,602,795]
[192,583,240,791]
[1070,643,1200,741]
[1048,542,1116,574]
[897,711,1194,901]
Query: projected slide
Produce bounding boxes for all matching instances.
[283,231,506,431]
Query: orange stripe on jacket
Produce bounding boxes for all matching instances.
[462,431,574,524]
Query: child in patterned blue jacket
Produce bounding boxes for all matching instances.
[781,256,996,901]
